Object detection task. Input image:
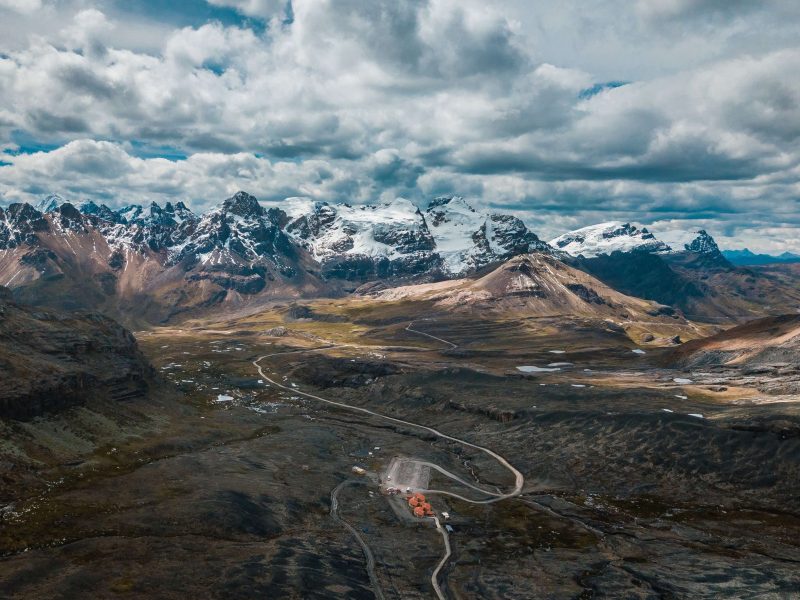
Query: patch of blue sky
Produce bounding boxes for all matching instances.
[201,60,228,76]
[5,131,61,155]
[127,141,188,161]
[112,0,267,34]
[578,81,629,100]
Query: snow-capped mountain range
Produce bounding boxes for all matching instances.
[3,194,727,280]
[10,193,553,280]
[549,222,720,259]
[1,191,738,322]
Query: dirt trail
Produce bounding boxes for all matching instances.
[330,480,385,600]
[253,322,524,599]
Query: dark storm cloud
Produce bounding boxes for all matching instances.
[366,150,424,192]
[56,64,118,100]
[27,110,89,134]
[452,144,772,183]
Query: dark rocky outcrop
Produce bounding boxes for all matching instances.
[0,288,153,420]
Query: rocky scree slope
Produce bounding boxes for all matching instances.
[670,314,800,369]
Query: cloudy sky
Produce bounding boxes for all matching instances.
[1,0,799,252]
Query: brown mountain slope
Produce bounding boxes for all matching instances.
[571,251,800,324]
[670,314,800,368]
[361,253,710,342]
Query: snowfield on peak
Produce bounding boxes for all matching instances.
[549,222,668,258]
[11,192,558,282]
[283,195,552,278]
[425,196,550,274]
[285,198,432,262]
[655,229,720,254]
[550,221,719,258]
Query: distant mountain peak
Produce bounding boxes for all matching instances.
[35,194,64,213]
[656,228,720,255]
[222,191,264,218]
[551,222,723,259]
[550,221,669,258]
[723,248,800,265]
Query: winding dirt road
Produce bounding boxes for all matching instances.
[253,322,524,599]
[429,515,452,600]
[330,480,385,600]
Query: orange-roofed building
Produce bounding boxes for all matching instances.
[413,506,426,518]
[408,496,420,507]
[414,493,426,502]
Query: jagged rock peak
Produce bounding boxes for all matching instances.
[7,202,46,223]
[686,230,719,254]
[222,191,264,218]
[656,228,722,256]
[55,202,83,221]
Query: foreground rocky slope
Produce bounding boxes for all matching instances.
[0,286,152,419]
[1,275,799,598]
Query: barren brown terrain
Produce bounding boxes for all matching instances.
[2,292,798,599]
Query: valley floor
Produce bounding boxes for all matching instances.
[1,305,799,598]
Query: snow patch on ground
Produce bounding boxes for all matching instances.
[517,365,561,373]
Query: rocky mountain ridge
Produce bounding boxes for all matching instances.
[0,193,560,321]
[1,192,326,324]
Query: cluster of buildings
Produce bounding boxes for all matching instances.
[407,492,434,518]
